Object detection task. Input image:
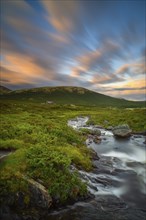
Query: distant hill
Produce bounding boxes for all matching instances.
[1,86,145,108]
[0,85,11,94]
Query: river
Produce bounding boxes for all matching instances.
[47,116,146,220]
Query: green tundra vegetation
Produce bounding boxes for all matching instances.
[0,87,146,209]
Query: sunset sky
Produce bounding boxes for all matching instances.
[1,0,146,100]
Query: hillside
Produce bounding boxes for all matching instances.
[0,85,11,94]
[1,86,145,107]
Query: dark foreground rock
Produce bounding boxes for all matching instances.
[0,177,52,220]
[26,177,52,209]
[0,176,93,220]
[44,195,146,220]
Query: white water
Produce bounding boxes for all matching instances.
[102,147,146,163]
[67,116,89,129]
[68,117,146,199]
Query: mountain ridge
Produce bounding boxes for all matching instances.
[0,85,11,94]
[1,86,145,107]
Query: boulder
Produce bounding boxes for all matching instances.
[93,136,102,144]
[113,124,132,138]
[106,126,114,130]
[17,175,52,210]
[0,177,52,220]
[91,129,101,136]
[27,178,52,209]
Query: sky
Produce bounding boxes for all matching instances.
[1,0,146,100]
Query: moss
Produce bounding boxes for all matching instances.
[24,194,30,205]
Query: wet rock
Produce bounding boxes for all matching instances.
[94,125,103,129]
[107,126,114,130]
[88,140,92,145]
[52,194,60,207]
[89,129,101,136]
[113,124,132,138]
[132,131,146,135]
[92,156,122,175]
[93,136,101,144]
[133,135,142,138]
[91,151,100,160]
[93,129,101,136]
[89,184,98,191]
[88,134,94,138]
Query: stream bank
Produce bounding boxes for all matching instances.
[47,116,145,220]
[1,116,146,220]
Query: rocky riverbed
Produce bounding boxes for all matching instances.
[45,116,146,220]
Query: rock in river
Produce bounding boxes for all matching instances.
[113,124,132,138]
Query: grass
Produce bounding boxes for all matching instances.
[0,100,146,211]
[0,101,92,208]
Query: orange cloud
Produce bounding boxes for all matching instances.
[1,66,34,85]
[91,74,111,84]
[49,33,69,44]
[122,78,145,89]
[106,89,145,99]
[116,63,130,74]
[1,53,55,85]
[115,61,146,75]
[42,0,78,33]
[103,89,145,101]
[102,77,146,99]
[78,50,101,68]
[71,40,120,78]
[71,49,101,77]
[2,54,44,77]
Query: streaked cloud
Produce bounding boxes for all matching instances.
[116,60,146,75]
[96,78,146,101]
[0,0,145,100]
[42,0,79,33]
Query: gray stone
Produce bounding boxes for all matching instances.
[22,176,52,209]
[113,124,132,138]
[107,126,114,130]
[91,129,101,136]
[93,136,101,144]
[28,178,52,209]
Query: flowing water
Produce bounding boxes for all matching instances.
[48,117,146,219]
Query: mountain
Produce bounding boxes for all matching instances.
[1,86,145,107]
[0,85,11,94]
